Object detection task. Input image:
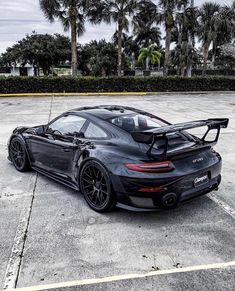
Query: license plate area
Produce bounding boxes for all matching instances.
[194,173,209,188]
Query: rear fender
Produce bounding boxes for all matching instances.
[76,155,121,192]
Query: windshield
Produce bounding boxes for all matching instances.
[110,114,166,132]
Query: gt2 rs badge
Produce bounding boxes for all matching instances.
[192,157,204,164]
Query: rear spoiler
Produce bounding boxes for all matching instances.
[131,118,229,159]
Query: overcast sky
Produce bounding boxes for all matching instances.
[0,0,233,54]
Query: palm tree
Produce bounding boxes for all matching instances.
[211,4,235,69]
[133,19,162,47]
[158,0,179,76]
[112,31,129,47]
[138,43,161,70]
[39,0,88,76]
[185,4,198,76]
[175,2,198,76]
[89,0,141,76]
[197,2,220,75]
[133,0,161,47]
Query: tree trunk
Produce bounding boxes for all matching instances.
[211,53,215,70]
[131,52,135,71]
[186,0,195,77]
[146,56,150,71]
[42,67,48,76]
[164,26,172,76]
[70,7,78,77]
[117,19,123,77]
[180,60,185,76]
[186,34,192,77]
[177,22,183,76]
[211,41,216,70]
[176,59,180,76]
[102,68,106,77]
[202,42,210,76]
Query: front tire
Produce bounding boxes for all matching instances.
[10,137,31,172]
[80,160,116,212]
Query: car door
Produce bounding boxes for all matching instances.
[26,114,87,180]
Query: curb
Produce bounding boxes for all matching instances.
[0,91,234,97]
[0,92,150,97]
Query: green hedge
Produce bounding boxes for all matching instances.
[0,76,235,94]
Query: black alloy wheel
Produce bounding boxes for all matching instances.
[80,160,116,212]
[10,138,30,172]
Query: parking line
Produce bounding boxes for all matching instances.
[4,260,235,291]
[208,193,235,219]
[3,175,38,290]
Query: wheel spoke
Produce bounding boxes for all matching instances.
[84,172,93,180]
[16,143,20,151]
[88,167,94,179]
[16,157,23,166]
[14,142,18,151]
[86,190,95,196]
[12,145,17,151]
[92,166,97,178]
[83,177,93,185]
[90,191,96,201]
[99,191,106,203]
[84,184,92,189]
[101,190,108,196]
[94,192,99,205]
[16,158,21,167]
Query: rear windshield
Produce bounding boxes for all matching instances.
[110,114,166,132]
[110,114,196,152]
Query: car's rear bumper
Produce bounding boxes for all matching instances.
[112,161,222,211]
[116,175,221,211]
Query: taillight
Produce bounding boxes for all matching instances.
[138,187,164,192]
[125,161,174,173]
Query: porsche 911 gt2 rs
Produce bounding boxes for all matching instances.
[8,105,229,212]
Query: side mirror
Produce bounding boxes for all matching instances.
[36,126,46,136]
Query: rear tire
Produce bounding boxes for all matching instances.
[80,160,116,212]
[10,137,31,172]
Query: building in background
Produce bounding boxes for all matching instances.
[0,63,35,77]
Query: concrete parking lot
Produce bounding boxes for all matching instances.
[0,93,235,290]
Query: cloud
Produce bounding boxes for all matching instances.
[0,0,233,54]
[0,0,115,54]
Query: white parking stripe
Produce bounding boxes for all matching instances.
[208,193,235,219]
[5,260,235,291]
[3,175,38,289]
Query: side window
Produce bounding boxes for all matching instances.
[48,115,86,135]
[84,122,108,139]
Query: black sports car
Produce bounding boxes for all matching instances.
[8,105,229,212]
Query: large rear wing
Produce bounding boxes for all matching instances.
[131,118,229,159]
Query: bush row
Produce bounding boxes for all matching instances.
[0,76,235,94]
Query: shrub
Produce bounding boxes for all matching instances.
[0,76,234,94]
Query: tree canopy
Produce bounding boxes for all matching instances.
[78,40,118,76]
[1,33,71,75]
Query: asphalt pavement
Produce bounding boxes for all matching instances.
[0,93,234,290]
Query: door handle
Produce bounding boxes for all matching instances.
[61,148,71,152]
